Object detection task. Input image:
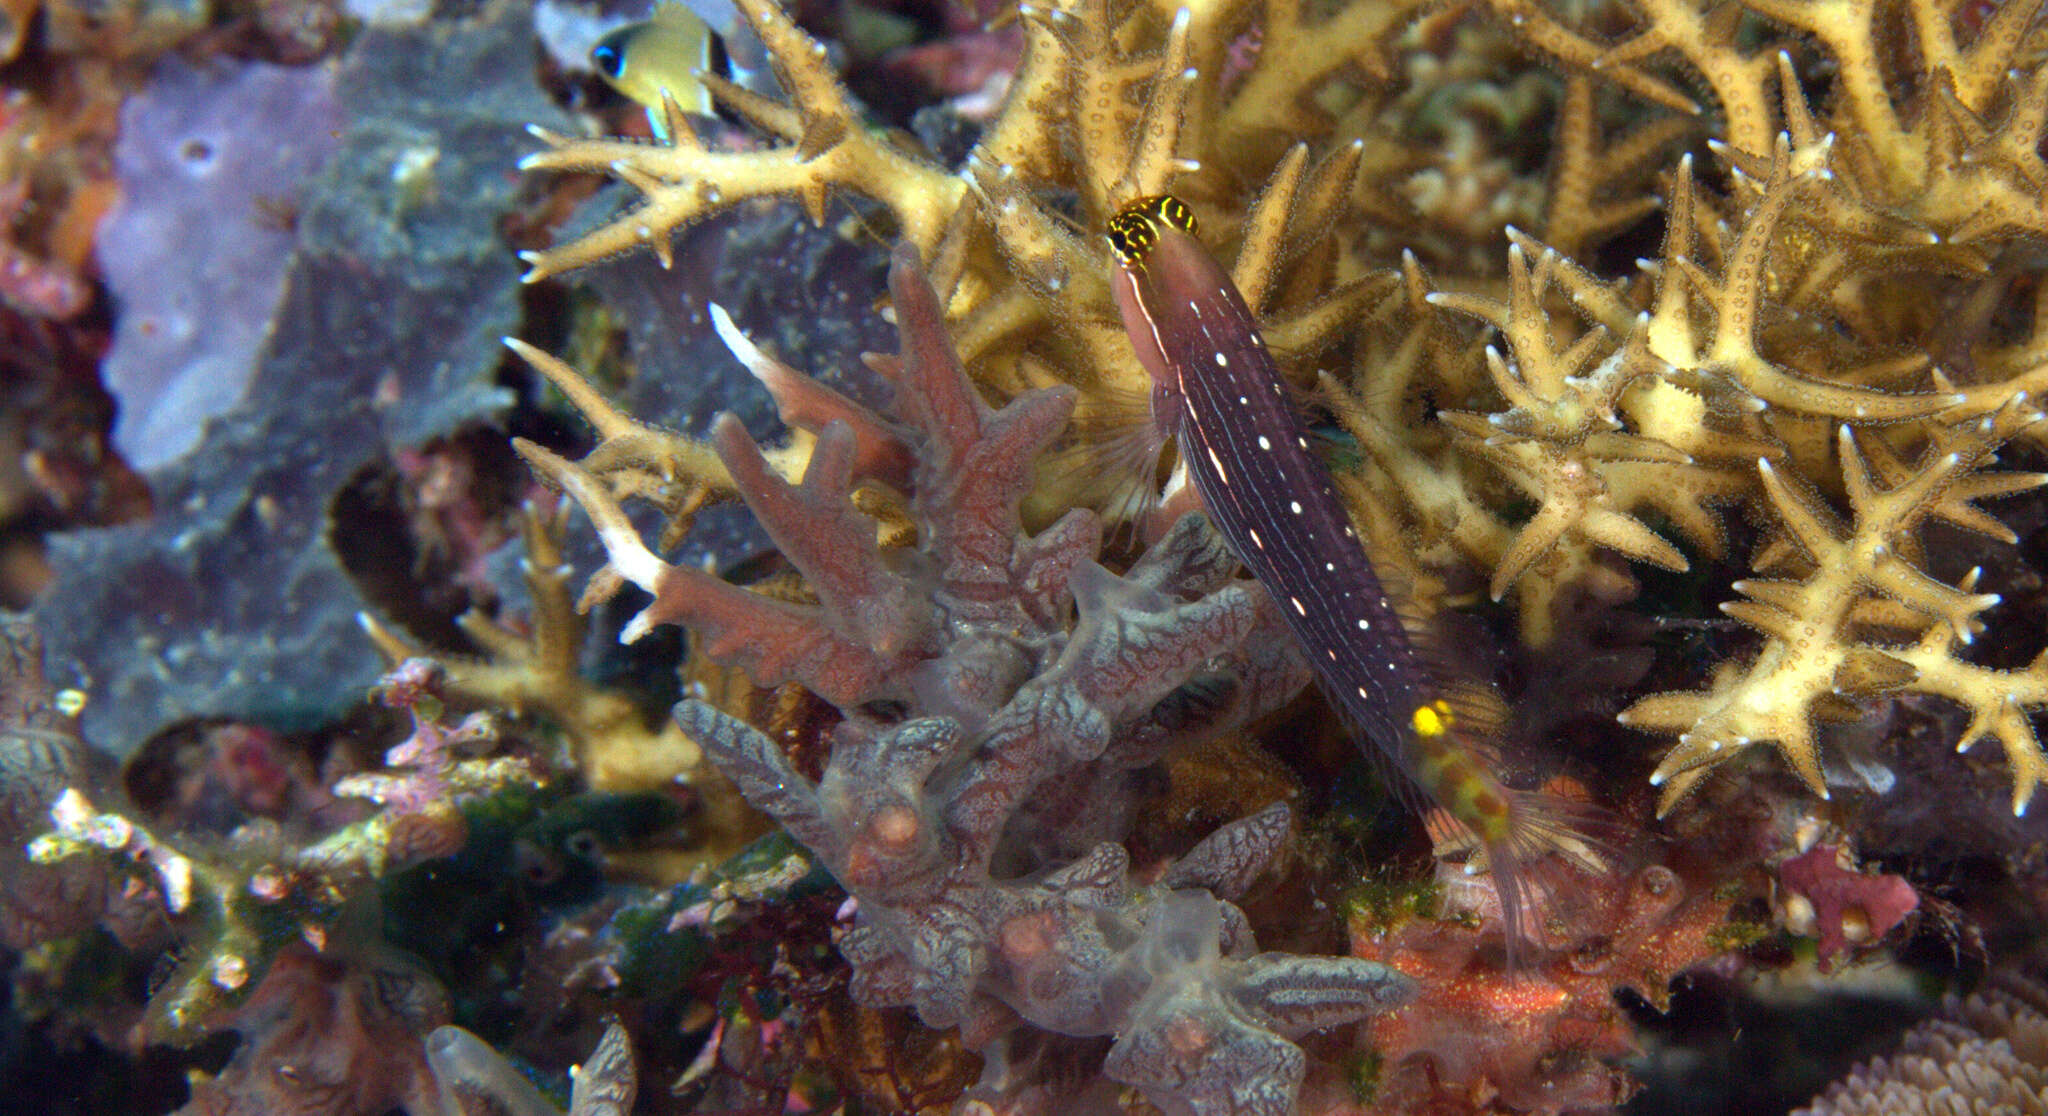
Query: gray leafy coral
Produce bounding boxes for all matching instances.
[523,242,1414,1114]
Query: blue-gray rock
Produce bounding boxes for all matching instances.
[36,0,566,752]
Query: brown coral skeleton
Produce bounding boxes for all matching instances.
[1106,194,1610,959]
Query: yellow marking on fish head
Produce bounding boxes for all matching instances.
[1107,195,1198,269]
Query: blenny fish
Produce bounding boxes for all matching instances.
[1106,195,1599,949]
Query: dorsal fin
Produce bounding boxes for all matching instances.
[650,0,699,27]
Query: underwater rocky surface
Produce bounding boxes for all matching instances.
[2,0,2048,1111]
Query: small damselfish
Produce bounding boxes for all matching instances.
[590,0,731,138]
[1106,195,1602,951]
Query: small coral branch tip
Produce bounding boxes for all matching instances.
[708,304,763,373]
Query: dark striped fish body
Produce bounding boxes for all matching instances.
[1107,196,1592,947]
[1108,198,1433,760]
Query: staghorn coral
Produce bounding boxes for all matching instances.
[1438,0,2048,808]
[1619,401,2048,815]
[1512,0,2048,249]
[494,0,2048,1104]
[517,0,1421,536]
[359,499,760,865]
[1793,971,2048,1116]
[521,242,1416,1113]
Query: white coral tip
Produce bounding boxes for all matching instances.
[709,303,766,377]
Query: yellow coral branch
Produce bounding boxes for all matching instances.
[1623,405,2047,815]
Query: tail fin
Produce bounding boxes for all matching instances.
[1426,781,1622,968]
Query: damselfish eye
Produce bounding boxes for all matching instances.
[592,43,624,78]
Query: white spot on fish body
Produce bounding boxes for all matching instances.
[1290,500,1302,514]
[1208,447,1227,481]
[1356,618,1370,631]
[1291,597,1306,615]
[1258,436,1271,450]
[1215,352,1229,367]
[1249,528,1264,548]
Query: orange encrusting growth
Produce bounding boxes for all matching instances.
[1107,195,1603,952]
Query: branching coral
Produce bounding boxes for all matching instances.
[1394,0,2048,808]
[519,0,1421,531]
[359,500,759,863]
[1593,0,2048,248]
[521,243,1415,1113]
[27,658,536,1042]
[1620,403,2048,815]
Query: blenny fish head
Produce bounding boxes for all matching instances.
[1106,195,1210,393]
[1106,194,1197,268]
